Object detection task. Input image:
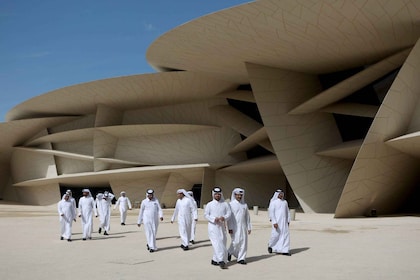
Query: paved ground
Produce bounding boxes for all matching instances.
[1,201,419,280]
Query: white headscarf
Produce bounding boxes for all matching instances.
[231,188,245,204]
[146,189,154,199]
[96,193,103,200]
[82,189,92,198]
[270,189,284,203]
[212,187,225,202]
[177,188,193,199]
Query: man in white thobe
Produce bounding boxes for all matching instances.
[96,191,114,235]
[268,188,282,222]
[204,187,231,269]
[267,189,291,255]
[137,189,163,252]
[58,193,77,242]
[171,189,197,250]
[78,189,97,240]
[66,189,77,217]
[187,190,198,244]
[227,188,251,264]
[114,191,132,225]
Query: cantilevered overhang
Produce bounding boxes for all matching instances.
[13,163,210,188]
[26,124,219,146]
[218,155,282,174]
[289,48,410,115]
[0,116,80,163]
[6,71,237,121]
[385,131,420,159]
[316,139,363,160]
[147,0,420,84]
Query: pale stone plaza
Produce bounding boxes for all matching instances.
[1,202,419,280]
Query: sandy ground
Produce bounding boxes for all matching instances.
[1,202,419,280]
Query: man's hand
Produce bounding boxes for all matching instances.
[273,223,278,229]
[137,224,141,228]
[160,217,163,221]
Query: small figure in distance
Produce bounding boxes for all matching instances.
[114,191,132,225]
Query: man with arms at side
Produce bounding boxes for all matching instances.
[78,189,97,240]
[227,188,252,264]
[267,189,291,256]
[204,187,231,269]
[137,189,163,252]
[171,189,197,251]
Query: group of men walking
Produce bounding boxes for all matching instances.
[58,189,132,241]
[58,186,291,269]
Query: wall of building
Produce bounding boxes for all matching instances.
[247,63,353,213]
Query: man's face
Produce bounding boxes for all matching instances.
[82,192,88,197]
[278,192,284,199]
[122,193,126,197]
[177,193,184,199]
[147,194,154,200]
[214,192,222,201]
[235,193,243,202]
[64,195,70,201]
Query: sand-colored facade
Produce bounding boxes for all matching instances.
[1,0,420,217]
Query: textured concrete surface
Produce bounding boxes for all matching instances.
[1,202,419,280]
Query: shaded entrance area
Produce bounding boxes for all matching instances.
[59,184,116,207]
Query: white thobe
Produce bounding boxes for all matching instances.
[115,196,132,223]
[67,196,77,236]
[78,196,97,239]
[190,199,198,242]
[137,198,163,250]
[171,197,197,247]
[227,199,251,261]
[204,199,232,263]
[96,194,114,232]
[268,198,290,254]
[58,199,76,239]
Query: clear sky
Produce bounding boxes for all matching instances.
[0,0,250,122]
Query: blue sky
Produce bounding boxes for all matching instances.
[0,0,250,122]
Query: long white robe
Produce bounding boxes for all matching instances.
[96,193,114,232]
[204,199,231,263]
[58,197,76,239]
[268,198,290,254]
[114,196,132,223]
[60,196,77,237]
[227,199,251,261]
[171,197,197,247]
[137,197,163,250]
[78,195,97,239]
[190,199,198,242]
